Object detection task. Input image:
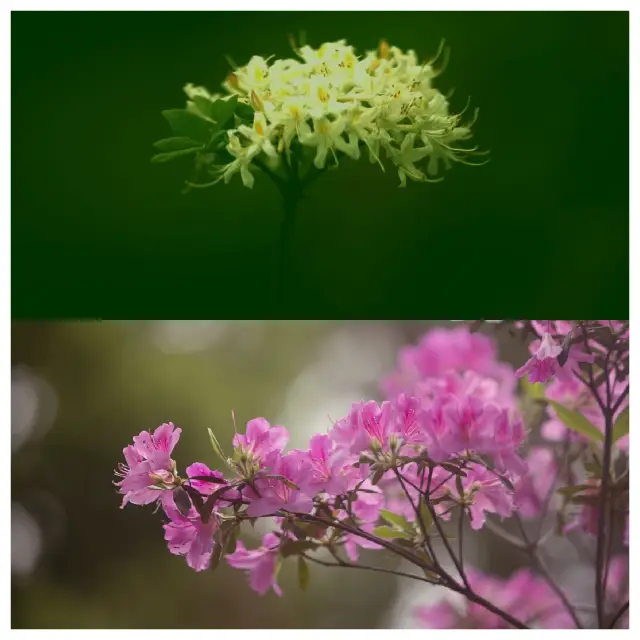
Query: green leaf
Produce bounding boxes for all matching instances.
[153,137,204,152]
[161,109,214,144]
[151,148,202,163]
[520,376,546,400]
[190,96,218,121]
[612,407,629,443]
[234,101,255,121]
[207,428,227,464]
[557,484,593,497]
[546,400,604,443]
[380,509,413,533]
[297,556,310,592]
[372,526,412,540]
[419,498,433,530]
[211,95,239,128]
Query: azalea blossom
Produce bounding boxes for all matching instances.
[226,533,283,596]
[516,332,563,384]
[163,494,218,572]
[114,422,182,508]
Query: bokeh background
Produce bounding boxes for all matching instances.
[11,11,629,319]
[12,320,606,629]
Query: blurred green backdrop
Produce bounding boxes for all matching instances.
[11,11,629,319]
[13,320,539,628]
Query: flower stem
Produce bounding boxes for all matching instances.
[276,187,301,304]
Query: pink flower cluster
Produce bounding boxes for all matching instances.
[416,568,576,628]
[114,322,628,629]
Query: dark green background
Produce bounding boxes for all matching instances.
[12,11,629,318]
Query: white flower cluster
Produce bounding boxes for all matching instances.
[186,39,483,189]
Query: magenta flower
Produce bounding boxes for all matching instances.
[516,332,563,384]
[417,568,574,628]
[433,464,516,530]
[392,393,424,445]
[343,521,384,562]
[350,478,385,522]
[232,417,289,463]
[381,327,517,408]
[226,533,282,596]
[330,400,394,454]
[295,434,355,496]
[514,447,557,518]
[162,495,218,572]
[114,422,182,508]
[184,462,241,506]
[244,452,314,517]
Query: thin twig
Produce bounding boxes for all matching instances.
[608,601,629,628]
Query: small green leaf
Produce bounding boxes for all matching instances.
[419,498,433,530]
[297,556,310,592]
[161,109,214,144]
[546,400,604,443]
[207,428,227,464]
[557,484,593,497]
[235,101,255,121]
[151,148,202,163]
[211,95,239,128]
[612,407,629,444]
[380,509,413,532]
[190,96,218,121]
[570,494,600,506]
[520,376,546,400]
[153,137,204,152]
[372,526,412,540]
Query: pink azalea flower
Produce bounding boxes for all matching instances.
[433,464,516,530]
[418,394,460,461]
[114,422,182,508]
[184,462,241,506]
[295,434,355,496]
[232,417,289,463]
[226,533,282,596]
[245,452,314,517]
[416,568,574,628]
[381,328,516,409]
[351,478,385,522]
[343,521,384,562]
[330,400,394,454]
[516,332,563,384]
[514,447,557,518]
[392,393,424,445]
[162,495,218,572]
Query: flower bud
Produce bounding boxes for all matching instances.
[250,90,264,112]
